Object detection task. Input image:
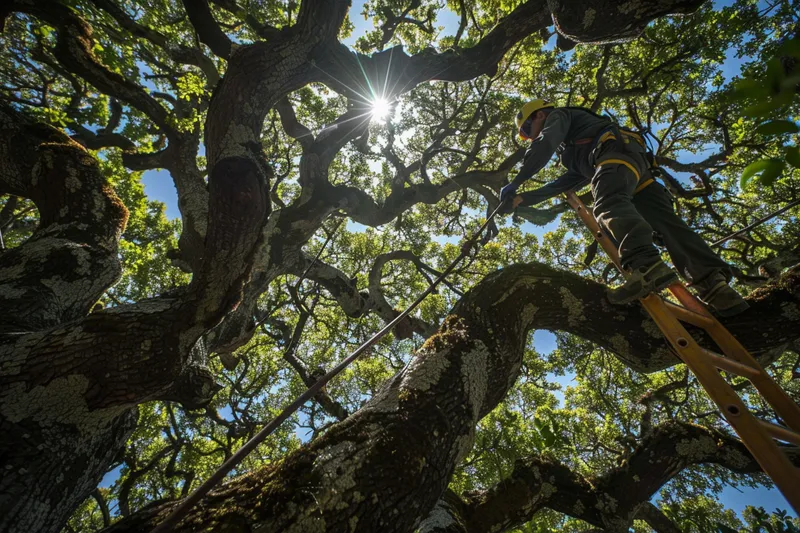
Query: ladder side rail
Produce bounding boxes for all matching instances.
[641,294,800,511]
[566,191,800,432]
[672,284,800,431]
[564,192,622,270]
[564,191,800,513]
[700,321,800,433]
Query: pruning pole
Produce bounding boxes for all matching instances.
[151,204,504,533]
[712,198,800,248]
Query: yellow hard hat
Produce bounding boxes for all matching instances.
[515,99,555,137]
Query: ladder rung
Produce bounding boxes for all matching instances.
[697,347,762,379]
[564,190,800,514]
[662,301,715,329]
[759,420,800,446]
[668,282,713,317]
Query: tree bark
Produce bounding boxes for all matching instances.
[548,0,706,44]
[103,263,800,532]
[0,105,137,532]
[1,1,793,532]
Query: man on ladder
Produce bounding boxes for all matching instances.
[500,100,749,316]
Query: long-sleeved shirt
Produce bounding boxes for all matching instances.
[510,107,613,205]
[516,170,587,206]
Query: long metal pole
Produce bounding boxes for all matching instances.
[711,198,800,248]
[151,205,502,532]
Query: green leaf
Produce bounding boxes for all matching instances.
[530,432,544,450]
[759,160,785,186]
[743,98,787,117]
[740,159,783,188]
[715,523,739,533]
[786,146,800,168]
[765,57,785,89]
[732,78,767,99]
[755,120,799,136]
[776,36,800,59]
[740,159,771,187]
[540,424,558,448]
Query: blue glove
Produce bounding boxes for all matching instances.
[500,182,519,203]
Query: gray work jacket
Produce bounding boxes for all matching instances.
[511,107,623,206]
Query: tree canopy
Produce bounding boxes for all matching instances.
[1,0,799,532]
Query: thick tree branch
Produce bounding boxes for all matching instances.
[418,490,470,533]
[316,1,550,101]
[181,0,233,60]
[288,252,369,318]
[467,420,798,532]
[549,0,706,44]
[70,124,136,151]
[295,0,351,41]
[0,105,128,330]
[330,148,524,227]
[117,133,209,272]
[275,97,314,150]
[0,107,143,533]
[188,155,271,330]
[9,0,172,131]
[103,263,800,532]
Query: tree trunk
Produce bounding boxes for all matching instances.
[0,105,137,532]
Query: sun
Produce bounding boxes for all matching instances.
[371,97,391,122]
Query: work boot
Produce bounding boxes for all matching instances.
[607,261,678,305]
[696,275,750,317]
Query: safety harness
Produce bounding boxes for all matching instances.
[514,110,660,266]
[558,118,656,195]
[593,128,654,194]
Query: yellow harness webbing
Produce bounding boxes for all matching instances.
[593,130,654,194]
[596,158,641,181]
[634,178,654,194]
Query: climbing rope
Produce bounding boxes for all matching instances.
[151,204,503,532]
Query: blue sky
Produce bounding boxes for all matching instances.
[133,0,796,522]
[533,330,796,518]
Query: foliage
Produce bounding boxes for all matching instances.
[2,0,799,531]
[742,506,800,533]
[733,36,800,187]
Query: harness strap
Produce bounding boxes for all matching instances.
[593,127,654,194]
[562,121,654,195]
[594,161,655,194]
[596,158,641,181]
[595,129,646,148]
[634,177,654,194]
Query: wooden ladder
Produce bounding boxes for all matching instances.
[564,191,800,513]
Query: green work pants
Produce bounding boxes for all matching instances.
[633,182,732,284]
[590,143,731,284]
[591,159,661,269]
